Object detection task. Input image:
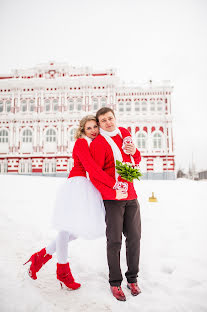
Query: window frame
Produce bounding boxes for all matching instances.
[45,128,57,143]
[0,129,9,143]
[21,100,27,112]
[153,132,162,149]
[22,129,33,143]
[136,132,147,149]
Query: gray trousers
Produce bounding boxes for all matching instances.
[103,199,141,286]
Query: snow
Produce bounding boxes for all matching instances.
[0,175,207,312]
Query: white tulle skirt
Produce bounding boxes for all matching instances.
[52,177,106,239]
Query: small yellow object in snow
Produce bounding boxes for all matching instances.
[149,192,157,202]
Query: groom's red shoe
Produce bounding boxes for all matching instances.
[110,286,126,301]
[127,282,141,296]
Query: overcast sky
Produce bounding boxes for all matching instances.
[1,0,207,171]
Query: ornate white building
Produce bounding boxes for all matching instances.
[0,62,175,179]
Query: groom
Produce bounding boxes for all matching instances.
[89,107,142,301]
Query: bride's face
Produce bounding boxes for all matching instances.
[84,120,99,139]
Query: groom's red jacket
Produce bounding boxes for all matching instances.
[89,127,141,200]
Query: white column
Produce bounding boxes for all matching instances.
[35,91,38,112]
[82,86,86,111]
[87,89,91,112]
[168,123,173,154]
[131,124,136,138]
[61,124,64,152]
[148,127,152,154]
[17,90,20,113]
[9,122,14,152]
[57,122,61,148]
[163,121,168,154]
[64,91,67,112]
[16,125,20,150]
[63,123,67,147]
[40,90,44,113]
[39,124,43,150]
[33,122,37,147]
[13,125,16,151]
[11,92,15,113]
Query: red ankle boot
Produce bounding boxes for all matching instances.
[24,248,52,280]
[57,263,81,290]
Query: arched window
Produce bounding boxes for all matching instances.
[22,129,32,143]
[157,101,163,112]
[21,100,27,112]
[44,99,50,112]
[150,101,155,112]
[135,102,140,112]
[0,100,3,113]
[141,101,147,112]
[0,129,9,143]
[77,98,82,111]
[119,102,124,112]
[100,97,107,107]
[52,99,58,111]
[92,98,98,110]
[126,102,131,112]
[46,129,56,142]
[153,132,162,149]
[136,132,146,149]
[29,100,35,112]
[68,98,74,111]
[69,128,77,142]
[6,100,11,113]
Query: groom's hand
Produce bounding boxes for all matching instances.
[116,189,128,200]
[124,143,136,155]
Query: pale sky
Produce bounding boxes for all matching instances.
[1,0,207,172]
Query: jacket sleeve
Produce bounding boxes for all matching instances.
[74,139,116,188]
[132,149,141,165]
[89,139,116,199]
[89,176,117,200]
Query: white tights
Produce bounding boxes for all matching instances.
[46,231,77,264]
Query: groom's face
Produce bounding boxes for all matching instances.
[98,111,116,132]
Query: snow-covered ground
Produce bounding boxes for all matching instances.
[0,175,207,312]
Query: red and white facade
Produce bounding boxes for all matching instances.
[0,62,175,179]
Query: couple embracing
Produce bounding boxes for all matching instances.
[24,107,142,302]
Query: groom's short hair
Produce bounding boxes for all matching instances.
[96,107,115,122]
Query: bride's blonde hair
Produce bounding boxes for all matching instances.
[75,115,97,139]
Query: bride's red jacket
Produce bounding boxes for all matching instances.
[68,138,116,189]
[89,127,141,200]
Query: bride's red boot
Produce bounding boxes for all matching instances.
[57,262,81,290]
[24,248,52,280]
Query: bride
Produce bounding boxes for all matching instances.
[24,115,127,290]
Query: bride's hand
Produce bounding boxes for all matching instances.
[116,189,128,200]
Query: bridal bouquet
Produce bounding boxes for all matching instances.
[115,160,142,182]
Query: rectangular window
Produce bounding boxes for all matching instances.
[52,162,56,172]
[43,161,56,173]
[0,162,8,173]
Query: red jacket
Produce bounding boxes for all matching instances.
[68,138,116,189]
[89,127,141,200]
